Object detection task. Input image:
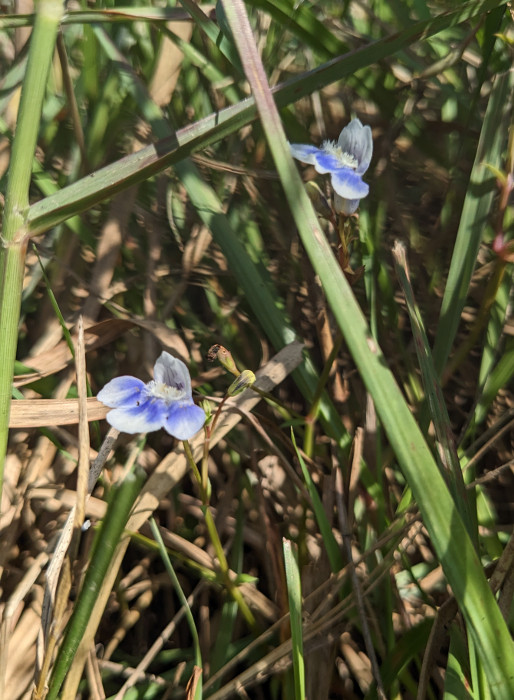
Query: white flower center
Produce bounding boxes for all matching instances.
[322,140,358,169]
[147,381,186,403]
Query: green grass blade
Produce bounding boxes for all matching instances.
[432,68,514,376]
[392,242,475,539]
[150,518,202,699]
[249,0,347,58]
[0,0,63,505]
[291,430,343,572]
[46,467,146,700]
[283,538,305,700]
[474,344,514,426]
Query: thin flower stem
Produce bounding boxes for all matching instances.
[201,505,255,627]
[182,439,256,628]
[201,395,228,492]
[304,333,343,457]
[183,439,204,497]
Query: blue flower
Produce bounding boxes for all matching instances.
[97,352,206,440]
[290,118,373,215]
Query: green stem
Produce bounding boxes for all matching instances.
[0,0,64,502]
[182,440,255,628]
[303,333,343,457]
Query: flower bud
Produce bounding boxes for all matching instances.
[227,370,256,397]
[206,344,240,377]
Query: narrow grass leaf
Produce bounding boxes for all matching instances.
[283,539,305,700]
[150,518,202,699]
[46,467,146,700]
[291,430,343,572]
[474,345,514,426]
[0,0,63,504]
[392,242,475,539]
[432,68,514,376]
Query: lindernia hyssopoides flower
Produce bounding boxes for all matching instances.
[289,117,373,215]
[97,351,206,440]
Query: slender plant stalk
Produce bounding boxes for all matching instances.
[183,440,255,627]
[0,0,64,501]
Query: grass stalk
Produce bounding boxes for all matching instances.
[0,0,63,499]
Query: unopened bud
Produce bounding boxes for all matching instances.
[227,370,256,397]
[206,344,240,377]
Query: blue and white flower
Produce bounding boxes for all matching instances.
[290,117,373,215]
[97,352,205,440]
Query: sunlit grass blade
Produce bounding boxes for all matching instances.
[221,0,514,695]
[0,0,63,504]
[45,467,146,700]
[0,6,189,29]
[283,539,305,700]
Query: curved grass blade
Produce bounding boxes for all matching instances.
[392,242,476,540]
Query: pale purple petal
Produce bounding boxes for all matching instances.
[163,401,206,440]
[337,119,373,174]
[330,168,369,200]
[289,143,322,165]
[312,150,345,175]
[97,376,146,408]
[153,352,192,396]
[334,193,360,215]
[104,397,167,433]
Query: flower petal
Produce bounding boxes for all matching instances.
[334,193,360,215]
[104,396,168,434]
[311,150,345,175]
[97,376,146,408]
[153,352,192,396]
[337,119,373,175]
[163,401,206,440]
[330,168,369,200]
[289,143,322,166]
